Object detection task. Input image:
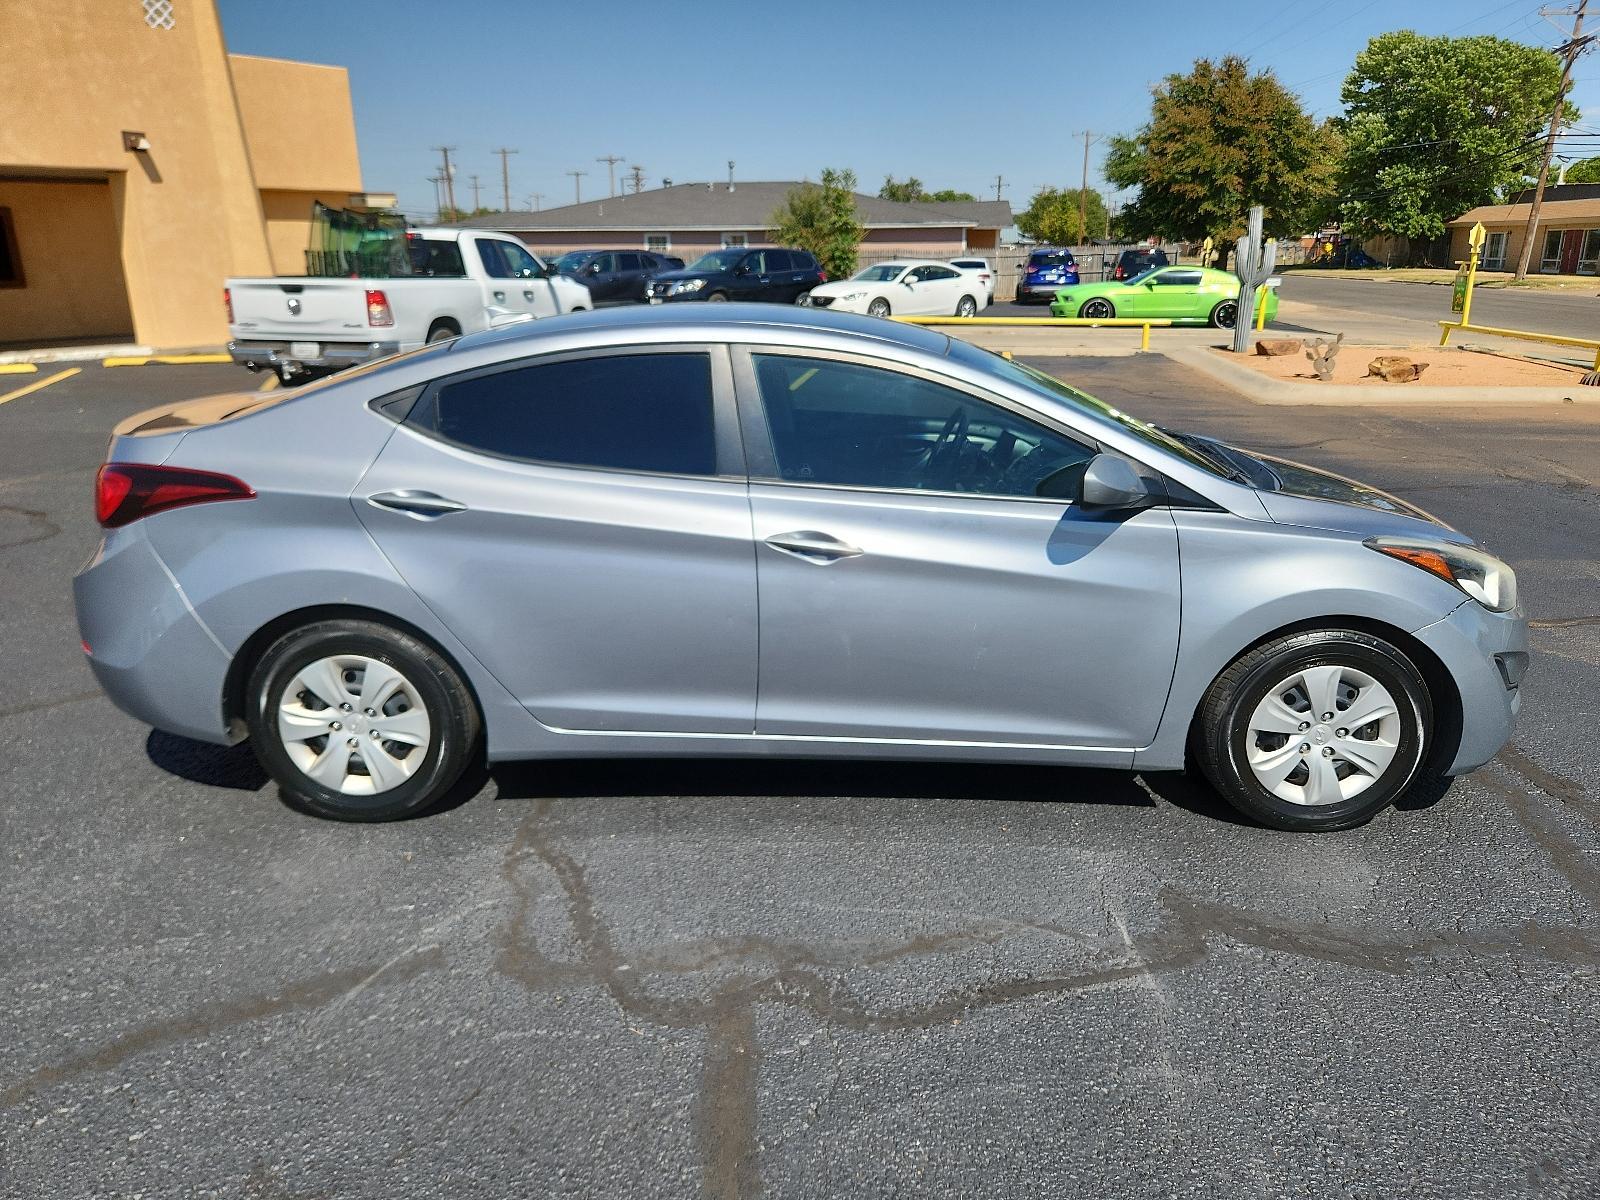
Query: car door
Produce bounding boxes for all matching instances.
[919,264,966,313]
[1141,268,1204,318]
[581,252,619,301]
[354,346,758,733]
[495,239,572,317]
[729,251,767,301]
[614,252,646,302]
[899,266,943,315]
[472,237,543,323]
[733,347,1181,749]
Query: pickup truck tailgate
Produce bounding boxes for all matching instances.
[228,278,371,340]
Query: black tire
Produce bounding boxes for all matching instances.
[955,295,978,317]
[705,292,730,303]
[1078,298,1116,320]
[795,290,813,306]
[246,619,481,822]
[867,297,891,318]
[425,320,461,343]
[1209,299,1239,329]
[1193,629,1432,832]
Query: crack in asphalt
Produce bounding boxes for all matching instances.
[0,504,58,550]
[0,690,101,722]
[0,947,445,1110]
[490,790,1600,1199]
[1531,615,1600,629]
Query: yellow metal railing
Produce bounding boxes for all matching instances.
[1438,320,1600,370]
[893,315,1173,351]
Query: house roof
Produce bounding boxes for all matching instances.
[1451,197,1600,226]
[453,181,1013,233]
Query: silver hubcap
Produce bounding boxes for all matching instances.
[1086,302,1109,318]
[277,654,431,795]
[796,291,812,306]
[1245,665,1401,806]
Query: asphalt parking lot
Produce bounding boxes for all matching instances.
[3,353,1599,1198]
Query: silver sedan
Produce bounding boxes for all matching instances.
[74,306,1527,831]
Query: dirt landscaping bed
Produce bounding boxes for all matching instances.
[1213,343,1587,388]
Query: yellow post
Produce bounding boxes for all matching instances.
[1255,288,1269,331]
[1460,221,1484,327]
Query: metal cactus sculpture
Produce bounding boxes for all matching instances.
[1231,205,1277,353]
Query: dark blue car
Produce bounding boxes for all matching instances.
[1017,247,1080,304]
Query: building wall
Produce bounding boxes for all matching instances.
[0,180,134,344]
[508,226,977,260]
[227,55,361,194]
[259,188,367,275]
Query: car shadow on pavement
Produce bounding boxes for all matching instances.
[488,757,1156,810]
[146,730,268,791]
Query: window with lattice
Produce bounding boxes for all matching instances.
[141,0,175,30]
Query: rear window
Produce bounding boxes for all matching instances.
[412,352,716,476]
[407,238,466,277]
[1029,252,1075,267]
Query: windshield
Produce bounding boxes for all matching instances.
[554,252,594,272]
[948,343,1234,479]
[687,250,746,272]
[1029,252,1073,268]
[853,264,906,282]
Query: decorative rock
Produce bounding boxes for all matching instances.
[1367,356,1429,383]
[1255,339,1300,356]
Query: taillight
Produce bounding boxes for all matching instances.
[818,270,828,282]
[224,287,234,323]
[95,463,255,528]
[365,289,393,327]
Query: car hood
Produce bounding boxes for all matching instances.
[650,268,720,284]
[1245,449,1475,545]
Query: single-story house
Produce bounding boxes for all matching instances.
[1449,183,1600,274]
[454,182,1012,262]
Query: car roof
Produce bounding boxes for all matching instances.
[451,301,956,360]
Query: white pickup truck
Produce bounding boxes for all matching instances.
[225,228,591,383]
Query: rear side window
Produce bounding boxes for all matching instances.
[765,249,793,271]
[415,353,716,475]
[792,251,817,270]
[618,252,642,271]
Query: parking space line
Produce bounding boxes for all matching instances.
[102,354,232,367]
[257,375,279,391]
[0,367,80,407]
[0,364,39,375]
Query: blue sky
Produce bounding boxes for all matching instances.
[217,0,1597,220]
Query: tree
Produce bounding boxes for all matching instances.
[1105,55,1339,256]
[772,169,867,280]
[1016,187,1108,246]
[878,177,978,204]
[1338,32,1571,248]
[1561,156,1600,184]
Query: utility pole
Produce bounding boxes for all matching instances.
[596,155,624,197]
[627,164,645,194]
[432,145,458,217]
[993,174,1006,201]
[428,174,444,223]
[527,192,544,212]
[1514,0,1592,280]
[468,174,483,212]
[727,160,735,190]
[1078,131,1098,247]
[565,169,587,205]
[492,147,518,212]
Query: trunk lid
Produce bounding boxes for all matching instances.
[228,277,374,340]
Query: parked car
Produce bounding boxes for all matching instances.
[1048,265,1279,328]
[226,229,591,384]
[808,261,984,317]
[76,304,1525,832]
[949,257,996,305]
[1111,247,1170,280]
[1016,247,1080,303]
[645,247,825,304]
[553,249,682,304]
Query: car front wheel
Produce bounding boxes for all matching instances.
[1193,629,1432,832]
[246,619,481,822]
[867,297,891,317]
[1078,298,1115,320]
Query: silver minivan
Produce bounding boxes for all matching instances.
[75,306,1526,831]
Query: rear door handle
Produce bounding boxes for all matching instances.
[763,530,863,564]
[366,490,467,519]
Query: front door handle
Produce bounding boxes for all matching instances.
[366,490,467,519]
[523,289,536,300]
[763,530,863,564]
[493,290,506,302]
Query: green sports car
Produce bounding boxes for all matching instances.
[1047,265,1278,328]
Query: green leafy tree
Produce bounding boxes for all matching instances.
[1105,55,1339,258]
[1561,156,1600,184]
[1016,187,1108,246]
[1338,32,1571,245]
[772,169,867,279]
[879,177,978,204]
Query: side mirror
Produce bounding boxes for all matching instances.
[902,277,916,287]
[587,262,603,275]
[1077,453,1156,511]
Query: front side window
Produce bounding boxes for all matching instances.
[475,239,512,279]
[689,249,744,272]
[751,355,1095,498]
[499,242,542,277]
[1155,269,1202,286]
[416,353,716,476]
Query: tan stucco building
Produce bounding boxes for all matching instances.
[1449,184,1600,276]
[0,0,385,349]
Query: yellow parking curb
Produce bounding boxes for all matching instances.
[256,375,279,391]
[0,363,39,375]
[0,367,80,407]
[102,354,232,367]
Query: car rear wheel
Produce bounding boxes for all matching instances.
[1078,298,1115,320]
[246,619,480,822]
[1210,299,1239,328]
[1193,629,1432,832]
[426,320,460,343]
[955,295,978,317]
[867,297,891,318]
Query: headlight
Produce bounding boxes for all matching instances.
[839,291,866,301]
[1366,537,1517,612]
[1055,292,1073,303]
[671,279,706,294]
